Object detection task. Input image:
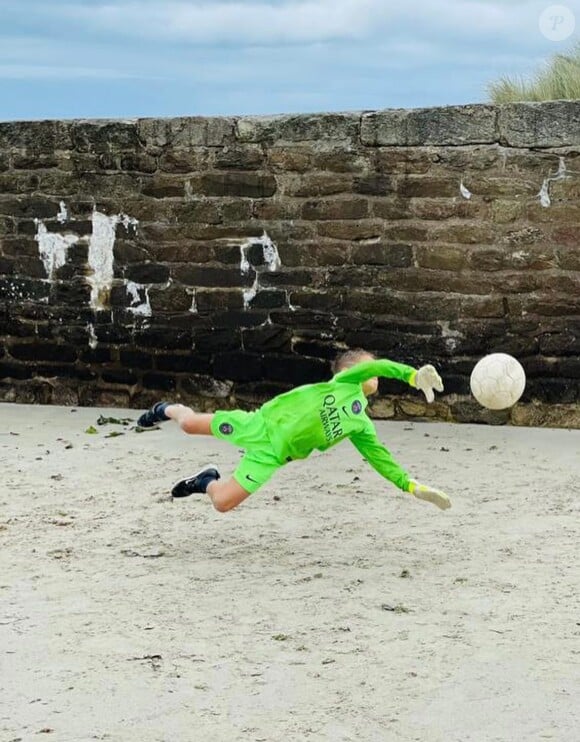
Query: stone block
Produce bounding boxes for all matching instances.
[102,368,139,386]
[12,153,59,170]
[415,245,467,271]
[192,328,240,353]
[137,117,235,148]
[148,285,193,313]
[372,198,412,220]
[236,113,360,143]
[0,196,61,220]
[259,269,314,287]
[120,153,158,173]
[0,256,14,275]
[289,289,343,312]
[213,146,265,170]
[302,198,369,221]
[0,277,49,303]
[242,325,293,352]
[195,289,244,312]
[491,199,525,223]
[362,105,497,146]
[141,177,187,198]
[173,265,252,288]
[431,224,496,245]
[156,353,211,374]
[119,349,154,369]
[0,361,33,379]
[261,353,327,384]
[0,120,73,152]
[283,173,353,197]
[125,263,170,284]
[180,374,233,398]
[199,172,277,198]
[80,347,113,364]
[511,403,580,429]
[135,326,192,350]
[353,174,393,196]
[409,198,485,221]
[498,102,580,147]
[212,309,269,328]
[173,200,222,225]
[251,198,301,220]
[316,220,383,241]
[221,199,253,222]
[247,290,287,310]
[158,149,208,173]
[141,372,178,392]
[213,351,263,381]
[291,339,341,360]
[397,176,461,198]
[70,120,140,153]
[9,341,78,363]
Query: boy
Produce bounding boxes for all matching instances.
[137,351,451,513]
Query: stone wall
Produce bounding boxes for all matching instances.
[0,102,579,427]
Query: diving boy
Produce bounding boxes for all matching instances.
[137,350,451,513]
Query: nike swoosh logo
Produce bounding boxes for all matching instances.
[246,475,258,483]
[342,406,350,417]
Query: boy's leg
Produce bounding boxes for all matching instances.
[207,478,252,512]
[171,448,281,512]
[171,467,251,512]
[165,404,213,435]
[137,401,214,435]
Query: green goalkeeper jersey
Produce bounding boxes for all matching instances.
[259,359,417,492]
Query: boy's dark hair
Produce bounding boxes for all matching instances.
[331,349,375,375]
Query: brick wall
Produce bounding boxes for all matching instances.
[0,102,579,427]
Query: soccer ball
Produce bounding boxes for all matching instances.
[470,353,526,410]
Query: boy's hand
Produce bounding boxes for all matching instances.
[413,364,444,403]
[409,480,451,510]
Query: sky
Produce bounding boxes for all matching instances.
[0,0,578,120]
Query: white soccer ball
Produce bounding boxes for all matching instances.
[470,353,526,410]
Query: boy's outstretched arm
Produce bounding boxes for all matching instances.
[334,359,444,403]
[350,428,451,510]
[333,358,416,385]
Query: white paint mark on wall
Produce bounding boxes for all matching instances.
[439,320,464,353]
[242,282,258,309]
[126,280,152,316]
[262,234,281,272]
[538,157,569,208]
[189,291,197,314]
[459,181,472,200]
[57,201,69,224]
[120,214,139,231]
[87,323,98,349]
[35,220,79,280]
[239,231,281,274]
[238,231,281,309]
[87,209,138,310]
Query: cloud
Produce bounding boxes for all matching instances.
[10,0,564,47]
[0,64,158,80]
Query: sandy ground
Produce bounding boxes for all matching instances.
[0,402,579,742]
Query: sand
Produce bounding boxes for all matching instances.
[0,402,579,742]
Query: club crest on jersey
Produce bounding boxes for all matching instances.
[219,422,234,435]
[351,400,363,414]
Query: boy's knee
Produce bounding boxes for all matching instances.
[212,498,234,513]
[180,416,198,434]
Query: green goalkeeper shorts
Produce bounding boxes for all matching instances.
[210,409,284,494]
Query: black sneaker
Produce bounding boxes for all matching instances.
[137,402,170,428]
[171,466,221,498]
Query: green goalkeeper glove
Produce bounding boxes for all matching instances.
[411,364,444,403]
[409,480,452,510]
